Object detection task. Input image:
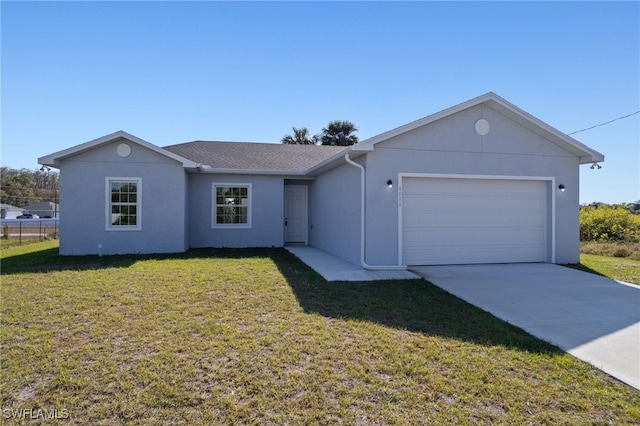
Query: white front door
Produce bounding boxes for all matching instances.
[284,185,308,244]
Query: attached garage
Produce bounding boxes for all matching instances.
[400,175,551,265]
[39,93,603,265]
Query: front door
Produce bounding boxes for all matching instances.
[284,185,308,244]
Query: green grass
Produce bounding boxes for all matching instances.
[568,253,640,285]
[2,241,639,424]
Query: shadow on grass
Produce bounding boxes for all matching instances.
[561,262,607,278]
[1,245,278,275]
[270,250,563,354]
[3,244,561,354]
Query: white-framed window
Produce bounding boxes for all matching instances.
[106,177,142,231]
[212,183,252,228]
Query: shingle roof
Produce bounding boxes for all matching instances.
[163,141,348,171]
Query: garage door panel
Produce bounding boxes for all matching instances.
[404,179,542,197]
[403,227,545,246]
[403,246,546,265]
[403,212,545,228]
[401,177,548,265]
[403,194,546,213]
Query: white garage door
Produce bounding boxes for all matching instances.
[401,177,548,265]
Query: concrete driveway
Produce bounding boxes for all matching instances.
[410,263,640,390]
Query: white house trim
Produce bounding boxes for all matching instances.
[355,92,604,164]
[397,173,556,265]
[39,131,200,169]
[105,177,142,232]
[345,153,407,270]
[211,183,253,229]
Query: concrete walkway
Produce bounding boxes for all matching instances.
[285,245,420,281]
[411,263,640,390]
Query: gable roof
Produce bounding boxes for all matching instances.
[38,130,199,169]
[38,93,603,177]
[164,141,347,174]
[22,201,59,210]
[0,203,25,211]
[351,92,604,164]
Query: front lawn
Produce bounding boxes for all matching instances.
[1,241,638,424]
[566,253,640,285]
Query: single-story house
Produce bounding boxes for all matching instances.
[38,92,603,266]
[0,203,26,219]
[22,201,59,219]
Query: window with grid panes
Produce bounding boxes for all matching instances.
[106,178,141,230]
[213,184,251,227]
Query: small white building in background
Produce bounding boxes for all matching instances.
[0,203,25,219]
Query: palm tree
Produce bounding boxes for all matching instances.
[319,120,359,146]
[281,127,318,145]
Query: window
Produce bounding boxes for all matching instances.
[213,184,251,228]
[106,178,141,231]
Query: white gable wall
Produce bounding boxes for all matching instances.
[363,104,581,265]
[58,138,189,255]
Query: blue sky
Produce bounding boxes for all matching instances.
[2,1,638,204]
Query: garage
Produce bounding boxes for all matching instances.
[401,176,549,265]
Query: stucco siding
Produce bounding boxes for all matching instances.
[364,104,581,264]
[188,174,285,248]
[308,162,361,266]
[58,139,188,255]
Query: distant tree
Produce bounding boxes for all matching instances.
[581,201,640,215]
[319,120,359,146]
[625,201,640,215]
[281,127,318,145]
[0,167,59,207]
[1,172,35,206]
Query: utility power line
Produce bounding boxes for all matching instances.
[568,110,640,135]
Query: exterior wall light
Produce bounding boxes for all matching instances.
[387,180,393,188]
[558,184,565,192]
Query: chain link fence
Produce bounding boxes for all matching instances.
[1,220,59,243]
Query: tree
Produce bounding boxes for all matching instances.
[319,120,359,146]
[625,201,640,215]
[0,167,59,207]
[281,127,318,145]
[1,172,35,207]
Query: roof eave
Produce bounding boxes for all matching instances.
[38,131,199,169]
[197,166,309,176]
[482,95,605,164]
[355,92,605,164]
[304,147,367,176]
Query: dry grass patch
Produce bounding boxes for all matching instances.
[1,241,639,424]
[581,240,640,260]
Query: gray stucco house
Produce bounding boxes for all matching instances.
[38,93,603,266]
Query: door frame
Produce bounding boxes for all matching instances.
[284,185,309,245]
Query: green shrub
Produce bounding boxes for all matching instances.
[580,205,640,243]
